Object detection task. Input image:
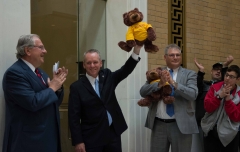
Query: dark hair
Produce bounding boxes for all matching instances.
[227,65,240,78]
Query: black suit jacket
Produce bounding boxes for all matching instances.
[68,56,140,148]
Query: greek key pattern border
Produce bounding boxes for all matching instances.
[169,0,185,65]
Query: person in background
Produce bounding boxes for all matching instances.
[68,45,141,152]
[193,55,233,152]
[2,34,68,152]
[201,65,240,152]
[140,44,198,152]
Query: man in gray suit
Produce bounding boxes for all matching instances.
[140,44,199,152]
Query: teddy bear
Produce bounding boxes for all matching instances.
[118,8,159,53]
[137,67,174,107]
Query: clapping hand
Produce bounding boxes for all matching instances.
[194,58,204,72]
[219,83,232,100]
[48,66,68,92]
[158,70,170,87]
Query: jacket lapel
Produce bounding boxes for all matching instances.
[18,59,47,89]
[176,66,183,83]
[81,76,100,98]
[98,71,104,93]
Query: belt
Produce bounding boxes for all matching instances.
[155,117,176,123]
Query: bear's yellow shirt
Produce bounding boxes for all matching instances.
[126,22,152,41]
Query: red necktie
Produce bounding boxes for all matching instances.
[35,68,46,85]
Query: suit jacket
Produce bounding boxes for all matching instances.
[68,56,140,149]
[2,59,63,152]
[140,66,199,134]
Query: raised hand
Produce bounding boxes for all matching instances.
[133,44,142,55]
[223,55,234,67]
[194,57,204,72]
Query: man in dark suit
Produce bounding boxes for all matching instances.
[68,45,141,152]
[2,34,68,152]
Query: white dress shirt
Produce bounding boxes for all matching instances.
[155,67,179,119]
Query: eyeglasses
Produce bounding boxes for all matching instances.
[225,73,237,79]
[31,45,45,50]
[166,54,181,58]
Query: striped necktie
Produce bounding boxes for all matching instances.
[35,68,46,85]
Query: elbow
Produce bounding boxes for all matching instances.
[139,89,146,97]
[190,90,198,101]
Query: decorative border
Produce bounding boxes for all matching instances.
[168,0,185,66]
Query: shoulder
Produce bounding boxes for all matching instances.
[203,80,212,85]
[4,60,24,76]
[179,67,196,75]
[70,77,85,88]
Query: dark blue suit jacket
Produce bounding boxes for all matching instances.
[68,56,140,149]
[2,59,63,152]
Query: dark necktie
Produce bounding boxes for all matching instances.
[95,79,112,125]
[166,69,174,117]
[35,68,46,85]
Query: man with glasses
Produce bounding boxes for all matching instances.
[193,56,233,152]
[201,65,240,152]
[140,44,198,152]
[2,34,68,152]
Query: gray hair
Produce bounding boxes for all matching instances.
[164,44,182,55]
[16,34,40,59]
[83,49,102,62]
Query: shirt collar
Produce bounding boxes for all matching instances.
[86,73,99,84]
[21,58,36,73]
[166,67,179,72]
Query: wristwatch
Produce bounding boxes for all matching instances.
[216,94,223,100]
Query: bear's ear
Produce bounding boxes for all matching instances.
[156,67,162,72]
[123,12,128,18]
[134,8,139,12]
[146,71,151,82]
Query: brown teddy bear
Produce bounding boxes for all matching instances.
[137,67,174,107]
[118,8,159,53]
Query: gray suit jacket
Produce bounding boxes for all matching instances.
[140,66,199,134]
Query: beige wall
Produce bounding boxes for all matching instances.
[106,1,151,151]
[148,0,240,81]
[0,1,30,150]
[148,0,169,70]
[186,0,240,80]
